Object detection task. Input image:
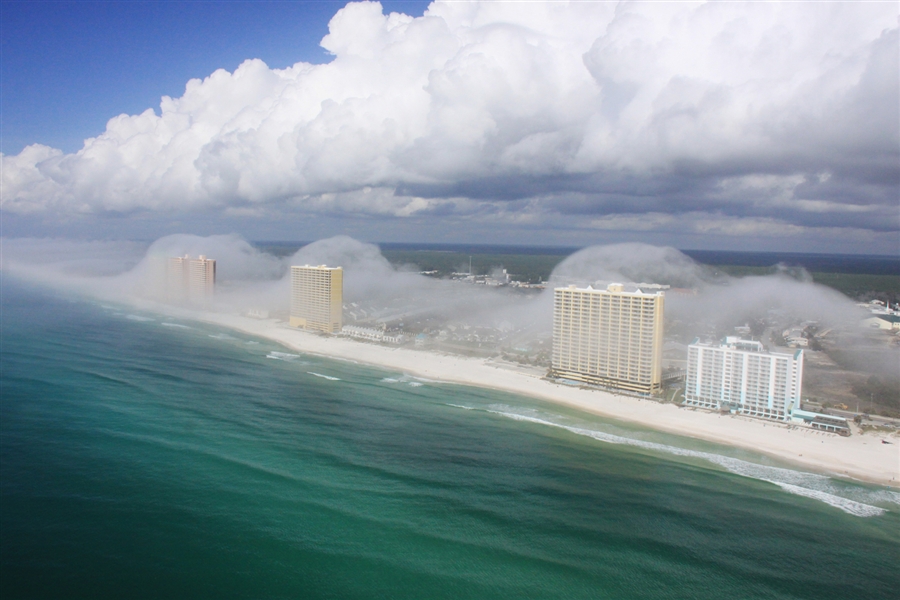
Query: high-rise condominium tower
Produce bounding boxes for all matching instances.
[551,283,665,394]
[685,337,803,421]
[167,255,216,304]
[290,265,343,333]
[188,255,216,303]
[167,256,189,303]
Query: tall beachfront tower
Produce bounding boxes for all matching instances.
[188,255,216,303]
[167,256,189,303]
[551,283,665,394]
[685,337,803,421]
[167,255,216,304]
[290,265,343,333]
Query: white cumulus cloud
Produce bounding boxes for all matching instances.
[1,1,897,236]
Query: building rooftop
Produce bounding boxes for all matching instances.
[557,283,665,297]
[866,314,900,323]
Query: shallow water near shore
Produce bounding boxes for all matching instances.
[2,277,899,599]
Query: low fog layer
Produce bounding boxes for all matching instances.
[1,234,892,374]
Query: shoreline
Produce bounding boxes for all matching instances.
[151,305,899,489]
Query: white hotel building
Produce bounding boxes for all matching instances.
[685,337,803,421]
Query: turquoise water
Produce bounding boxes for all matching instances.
[2,277,898,599]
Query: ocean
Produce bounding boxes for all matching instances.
[2,276,898,599]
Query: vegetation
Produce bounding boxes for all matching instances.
[381,250,565,284]
[850,375,900,419]
[807,273,900,304]
[709,265,900,303]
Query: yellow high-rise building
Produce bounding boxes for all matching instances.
[290,265,343,333]
[551,283,664,394]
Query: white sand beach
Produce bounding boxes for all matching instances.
[166,307,899,489]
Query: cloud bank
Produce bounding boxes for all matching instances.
[2,1,897,243]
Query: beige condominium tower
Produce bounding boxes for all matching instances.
[167,255,216,304]
[551,283,665,394]
[290,265,343,333]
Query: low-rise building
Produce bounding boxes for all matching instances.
[342,325,405,344]
[783,327,808,347]
[790,409,851,436]
[861,314,900,331]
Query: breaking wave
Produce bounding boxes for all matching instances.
[266,351,301,361]
[380,374,430,387]
[307,372,341,381]
[472,404,894,518]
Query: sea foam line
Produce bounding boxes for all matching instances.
[382,374,433,386]
[480,405,890,518]
[267,351,301,361]
[208,333,236,340]
[307,372,341,381]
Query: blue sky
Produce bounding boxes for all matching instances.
[1,1,897,252]
[2,1,430,154]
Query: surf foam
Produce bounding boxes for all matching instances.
[307,372,341,381]
[267,351,301,361]
[478,404,891,518]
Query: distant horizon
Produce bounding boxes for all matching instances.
[255,240,900,260]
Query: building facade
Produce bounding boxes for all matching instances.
[167,256,189,303]
[167,255,216,304]
[685,337,803,421]
[188,255,216,303]
[551,283,665,394]
[290,265,343,333]
[861,314,900,331]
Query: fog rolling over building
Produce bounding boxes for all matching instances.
[551,284,665,395]
[685,338,804,421]
[290,265,343,333]
[167,255,216,304]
